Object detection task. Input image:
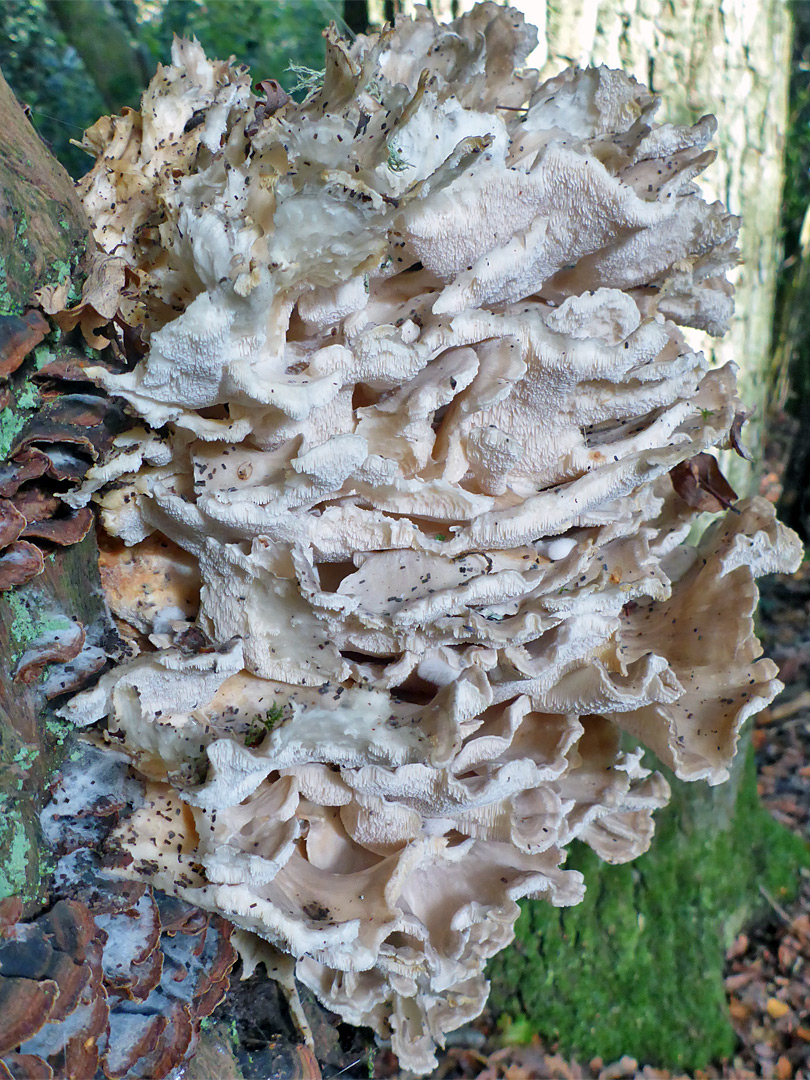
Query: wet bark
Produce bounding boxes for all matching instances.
[0,71,87,316]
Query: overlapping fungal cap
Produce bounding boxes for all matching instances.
[0,895,108,1080]
[61,3,801,1073]
[0,310,128,593]
[21,744,238,1080]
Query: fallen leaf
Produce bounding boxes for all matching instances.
[728,933,750,959]
[257,78,290,112]
[670,452,738,513]
[34,278,71,315]
[730,409,754,461]
[766,997,790,1019]
[729,998,751,1021]
[776,1055,792,1079]
[725,970,757,991]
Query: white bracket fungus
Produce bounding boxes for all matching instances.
[56,4,801,1074]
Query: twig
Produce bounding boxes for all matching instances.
[767,690,810,723]
[759,883,792,925]
[332,1055,367,1077]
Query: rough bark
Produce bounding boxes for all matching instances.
[772,4,810,541]
[777,203,810,539]
[0,69,113,914]
[538,0,790,494]
[0,72,87,317]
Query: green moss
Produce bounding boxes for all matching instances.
[487,748,810,1070]
[0,811,34,901]
[497,1015,536,1046]
[6,590,38,645]
[0,796,54,908]
[33,344,56,369]
[284,62,324,93]
[4,589,74,661]
[0,405,27,459]
[44,716,74,747]
[15,379,39,410]
[12,745,38,769]
[244,702,284,747]
[52,258,71,283]
[0,255,20,316]
[0,372,41,459]
[387,142,413,172]
[15,211,28,247]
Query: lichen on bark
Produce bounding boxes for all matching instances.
[0,68,115,914]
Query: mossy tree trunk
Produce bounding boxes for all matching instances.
[776,202,810,539]
[0,70,113,913]
[774,6,810,544]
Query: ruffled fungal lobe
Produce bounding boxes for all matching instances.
[57,4,802,1074]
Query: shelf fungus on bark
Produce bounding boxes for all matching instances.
[0,887,236,1080]
[0,311,128,593]
[49,3,802,1074]
[0,744,237,1080]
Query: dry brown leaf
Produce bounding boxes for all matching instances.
[670,452,738,512]
[730,409,754,461]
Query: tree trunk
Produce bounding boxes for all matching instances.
[46,0,149,112]
[535,0,791,495]
[772,6,810,542]
[0,70,121,915]
[775,202,810,539]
